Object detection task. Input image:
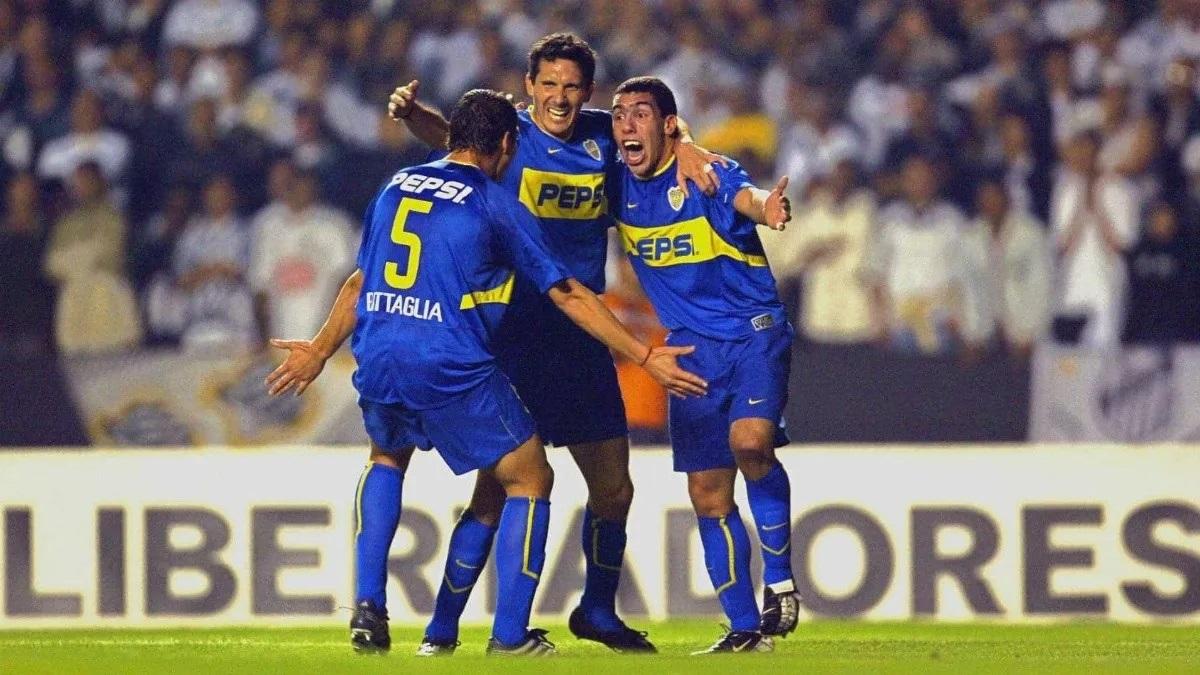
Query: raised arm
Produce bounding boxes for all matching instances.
[388,80,450,149]
[674,116,730,196]
[265,269,363,396]
[547,277,707,397]
[732,175,792,230]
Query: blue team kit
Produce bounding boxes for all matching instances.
[351,159,570,473]
[608,158,792,470]
[486,108,628,447]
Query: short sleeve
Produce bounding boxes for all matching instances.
[713,159,754,205]
[487,183,572,293]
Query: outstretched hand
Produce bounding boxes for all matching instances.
[763,175,792,230]
[675,143,730,197]
[388,79,419,120]
[641,345,708,398]
[265,338,327,396]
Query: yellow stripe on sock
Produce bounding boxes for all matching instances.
[353,462,374,538]
[761,541,791,555]
[443,577,476,594]
[714,515,737,594]
[521,497,540,580]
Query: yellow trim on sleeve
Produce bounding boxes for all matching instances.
[460,272,516,310]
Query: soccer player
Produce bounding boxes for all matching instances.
[607,76,801,654]
[264,89,706,656]
[388,33,723,654]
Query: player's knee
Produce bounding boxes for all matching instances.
[687,478,733,518]
[590,475,633,520]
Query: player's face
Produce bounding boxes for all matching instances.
[525,58,592,140]
[612,91,677,178]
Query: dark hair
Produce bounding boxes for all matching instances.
[447,89,518,155]
[613,76,678,118]
[527,32,596,87]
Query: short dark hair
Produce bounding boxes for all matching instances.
[528,32,596,87]
[447,89,518,155]
[614,76,678,118]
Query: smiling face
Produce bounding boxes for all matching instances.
[612,91,677,178]
[525,57,592,140]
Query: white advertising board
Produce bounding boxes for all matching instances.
[1,446,1197,628]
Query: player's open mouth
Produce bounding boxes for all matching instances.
[622,140,645,164]
[547,106,571,122]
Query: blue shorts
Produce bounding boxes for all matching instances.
[359,369,536,475]
[666,323,792,473]
[494,300,627,447]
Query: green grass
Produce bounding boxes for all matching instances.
[1,621,1198,674]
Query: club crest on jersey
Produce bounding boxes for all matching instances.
[667,186,686,211]
[583,138,602,161]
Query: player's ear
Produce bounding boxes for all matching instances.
[663,114,679,139]
[501,131,515,156]
[583,81,594,103]
[524,71,536,98]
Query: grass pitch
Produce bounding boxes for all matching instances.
[1,620,1198,674]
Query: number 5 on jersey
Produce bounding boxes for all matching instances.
[385,197,432,289]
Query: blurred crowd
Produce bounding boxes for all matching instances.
[1,0,1199,374]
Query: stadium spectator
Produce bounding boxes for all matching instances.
[161,0,259,51]
[35,88,130,192]
[0,172,53,357]
[249,167,355,343]
[171,173,255,352]
[1096,73,1158,186]
[43,161,142,354]
[136,185,193,347]
[996,113,1053,222]
[879,88,956,202]
[245,30,307,147]
[960,177,1051,360]
[407,5,484,110]
[651,18,743,123]
[1050,131,1139,346]
[866,155,969,355]
[775,85,860,200]
[1123,200,1200,342]
[765,159,876,345]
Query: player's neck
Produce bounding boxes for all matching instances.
[446,149,498,178]
[639,144,677,181]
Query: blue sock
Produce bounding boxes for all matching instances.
[493,497,550,646]
[577,508,626,631]
[353,462,404,611]
[425,510,497,641]
[697,508,759,631]
[746,462,794,587]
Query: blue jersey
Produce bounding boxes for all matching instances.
[502,108,616,294]
[351,159,570,409]
[608,158,787,340]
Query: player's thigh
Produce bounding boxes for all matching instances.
[497,328,627,448]
[418,370,539,476]
[368,440,416,471]
[686,467,737,517]
[359,397,423,470]
[568,436,631,491]
[486,432,553,499]
[727,323,792,450]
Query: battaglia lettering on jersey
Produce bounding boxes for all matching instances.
[365,291,444,322]
[386,171,474,203]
